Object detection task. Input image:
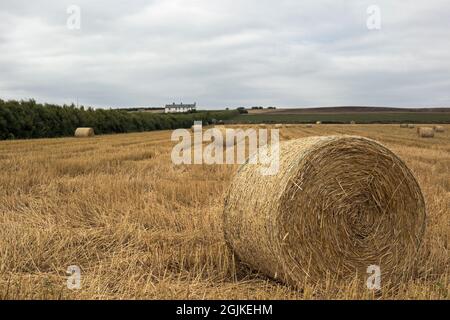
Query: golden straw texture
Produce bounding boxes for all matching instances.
[224,135,426,287]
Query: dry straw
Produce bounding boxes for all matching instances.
[74,127,95,137]
[224,136,426,287]
[434,125,444,133]
[417,127,434,138]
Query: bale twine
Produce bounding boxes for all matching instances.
[417,127,434,138]
[224,136,426,287]
[74,127,95,137]
[434,125,444,133]
[400,124,408,128]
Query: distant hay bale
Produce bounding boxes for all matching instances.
[400,124,408,128]
[275,124,283,128]
[316,121,322,125]
[350,121,356,125]
[408,124,415,129]
[434,125,444,133]
[417,127,434,138]
[305,124,313,128]
[74,127,95,138]
[224,136,426,286]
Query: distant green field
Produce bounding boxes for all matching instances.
[230,112,450,124]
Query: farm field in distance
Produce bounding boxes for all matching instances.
[232,112,450,124]
[0,124,448,299]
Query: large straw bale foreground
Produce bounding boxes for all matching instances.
[224,135,426,287]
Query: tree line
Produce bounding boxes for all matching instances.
[0,99,238,140]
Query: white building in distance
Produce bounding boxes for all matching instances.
[164,102,196,113]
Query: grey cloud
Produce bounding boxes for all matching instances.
[0,0,449,108]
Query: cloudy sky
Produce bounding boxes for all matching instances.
[1,0,449,109]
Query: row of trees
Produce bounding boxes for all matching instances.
[0,99,238,140]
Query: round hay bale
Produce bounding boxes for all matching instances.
[417,127,434,138]
[400,124,408,128]
[74,127,95,137]
[407,124,415,129]
[224,136,426,287]
[434,125,444,133]
[316,121,322,125]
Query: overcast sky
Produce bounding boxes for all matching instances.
[1,0,449,109]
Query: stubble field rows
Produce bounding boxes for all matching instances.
[0,124,448,299]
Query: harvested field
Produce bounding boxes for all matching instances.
[0,124,448,299]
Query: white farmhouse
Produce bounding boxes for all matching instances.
[164,102,196,113]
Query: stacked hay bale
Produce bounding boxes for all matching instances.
[224,136,426,287]
[74,127,95,138]
[417,127,434,138]
[434,125,445,133]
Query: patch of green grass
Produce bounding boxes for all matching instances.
[230,113,450,124]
